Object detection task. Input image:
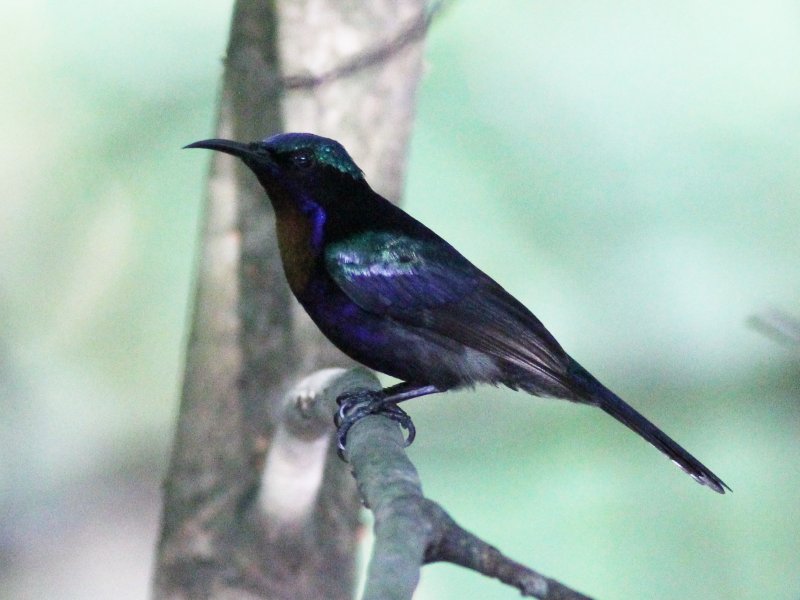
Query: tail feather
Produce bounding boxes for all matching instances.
[569,361,730,494]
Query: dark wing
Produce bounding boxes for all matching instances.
[327,232,730,493]
[324,231,570,388]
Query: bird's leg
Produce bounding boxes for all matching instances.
[335,381,441,459]
[381,381,440,404]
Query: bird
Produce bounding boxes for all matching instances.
[186,132,729,494]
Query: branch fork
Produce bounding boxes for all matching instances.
[260,368,593,600]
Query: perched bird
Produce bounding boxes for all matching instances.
[186,132,729,494]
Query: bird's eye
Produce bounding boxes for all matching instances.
[291,150,314,168]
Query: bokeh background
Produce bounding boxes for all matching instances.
[2,2,798,598]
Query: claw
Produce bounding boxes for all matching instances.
[335,389,416,460]
[380,403,416,446]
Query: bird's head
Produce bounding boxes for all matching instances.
[185,132,366,209]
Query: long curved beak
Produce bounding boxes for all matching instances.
[184,138,254,158]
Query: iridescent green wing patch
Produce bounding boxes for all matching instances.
[325,231,477,314]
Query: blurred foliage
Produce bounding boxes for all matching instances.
[1,1,798,599]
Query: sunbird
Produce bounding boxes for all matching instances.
[186,132,728,494]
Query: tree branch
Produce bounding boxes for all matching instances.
[749,308,800,348]
[264,368,594,600]
[282,0,452,90]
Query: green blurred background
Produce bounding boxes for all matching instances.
[2,2,798,598]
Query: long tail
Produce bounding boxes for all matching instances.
[568,361,730,494]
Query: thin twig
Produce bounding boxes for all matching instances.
[426,504,593,599]
[283,0,452,89]
[749,308,800,347]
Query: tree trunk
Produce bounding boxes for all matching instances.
[152,2,427,598]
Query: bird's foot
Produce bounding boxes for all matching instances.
[334,389,416,460]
